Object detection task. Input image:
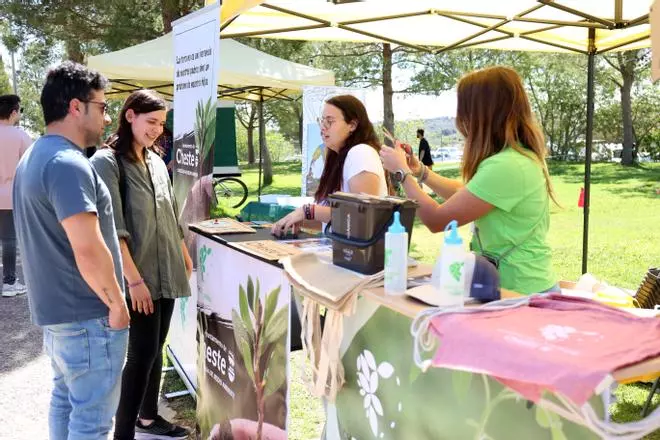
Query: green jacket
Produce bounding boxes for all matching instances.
[91,148,190,300]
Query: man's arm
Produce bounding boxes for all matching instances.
[61,212,129,329]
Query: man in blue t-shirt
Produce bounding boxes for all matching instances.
[13,62,130,440]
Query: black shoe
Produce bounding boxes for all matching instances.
[135,415,190,439]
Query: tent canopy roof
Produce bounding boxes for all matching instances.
[87,33,335,101]
[220,0,651,54]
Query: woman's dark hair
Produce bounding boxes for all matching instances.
[104,89,167,162]
[314,95,387,202]
[40,62,107,125]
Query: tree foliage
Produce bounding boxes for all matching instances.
[0,56,12,95]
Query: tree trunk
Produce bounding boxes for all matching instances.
[620,70,635,165]
[247,104,257,164]
[161,0,184,34]
[65,39,84,63]
[247,124,256,164]
[262,140,273,186]
[382,43,394,146]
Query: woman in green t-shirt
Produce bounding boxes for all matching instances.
[380,66,559,295]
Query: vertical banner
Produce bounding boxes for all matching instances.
[196,236,290,440]
[301,86,367,197]
[168,1,219,407]
[652,0,659,82]
[172,2,220,262]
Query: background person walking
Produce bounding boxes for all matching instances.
[0,94,31,297]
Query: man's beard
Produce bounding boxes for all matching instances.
[83,127,103,148]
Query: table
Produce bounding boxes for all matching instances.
[187,226,660,439]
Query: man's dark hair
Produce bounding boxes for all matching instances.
[0,94,20,120]
[417,128,424,136]
[40,61,108,125]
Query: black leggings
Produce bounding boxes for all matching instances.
[114,297,175,440]
[0,210,16,285]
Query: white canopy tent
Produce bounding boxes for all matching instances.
[88,32,334,195]
[218,0,653,273]
[88,32,335,102]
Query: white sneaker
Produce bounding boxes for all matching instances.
[2,282,26,297]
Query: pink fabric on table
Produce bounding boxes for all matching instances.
[429,294,660,405]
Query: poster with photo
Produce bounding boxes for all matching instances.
[196,236,290,439]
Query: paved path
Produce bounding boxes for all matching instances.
[0,246,185,440]
[0,248,51,440]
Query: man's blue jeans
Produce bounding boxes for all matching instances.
[43,316,128,440]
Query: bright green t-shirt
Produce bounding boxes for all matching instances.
[465,147,556,294]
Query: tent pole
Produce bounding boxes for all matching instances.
[582,28,596,274]
[257,94,264,200]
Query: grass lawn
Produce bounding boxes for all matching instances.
[175,161,660,439]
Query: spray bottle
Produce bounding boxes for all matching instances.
[384,212,408,296]
[431,220,467,307]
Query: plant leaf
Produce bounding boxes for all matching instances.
[551,425,568,440]
[247,276,255,311]
[263,306,288,345]
[232,309,255,386]
[451,370,472,402]
[239,337,255,384]
[238,286,253,338]
[263,344,286,397]
[263,286,281,329]
[535,405,551,429]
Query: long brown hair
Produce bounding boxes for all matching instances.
[103,89,167,162]
[456,66,558,205]
[314,95,389,202]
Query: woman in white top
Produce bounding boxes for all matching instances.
[272,94,389,236]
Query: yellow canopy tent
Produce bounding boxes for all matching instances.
[218,0,653,273]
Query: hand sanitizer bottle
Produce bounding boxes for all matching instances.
[384,212,408,296]
[431,220,466,307]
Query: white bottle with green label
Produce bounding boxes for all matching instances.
[384,211,408,296]
[431,220,466,307]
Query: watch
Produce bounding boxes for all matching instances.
[393,169,412,184]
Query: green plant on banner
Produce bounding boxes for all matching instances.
[195,97,217,165]
[231,276,288,440]
[455,372,568,440]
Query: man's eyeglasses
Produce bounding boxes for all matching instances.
[316,117,336,129]
[81,100,109,114]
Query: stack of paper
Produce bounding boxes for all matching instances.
[191,218,256,235]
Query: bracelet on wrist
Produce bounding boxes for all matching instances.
[128,278,144,289]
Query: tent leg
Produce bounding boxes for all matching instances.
[582,28,596,275]
[257,96,264,200]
